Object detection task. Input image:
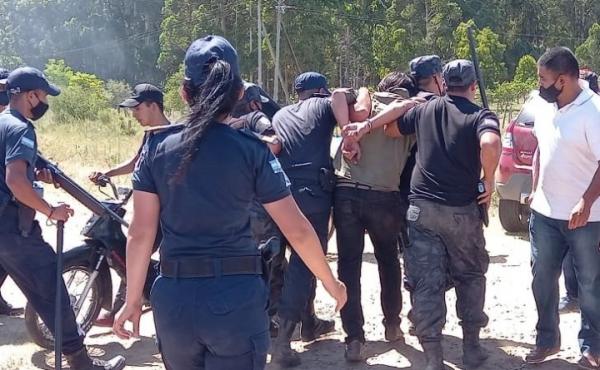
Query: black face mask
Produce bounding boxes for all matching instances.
[539,78,563,103]
[31,99,49,121]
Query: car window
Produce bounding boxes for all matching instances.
[515,92,544,126]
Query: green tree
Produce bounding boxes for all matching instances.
[576,23,600,72]
[454,20,506,88]
[514,55,538,85]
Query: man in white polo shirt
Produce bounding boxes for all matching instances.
[526,47,600,369]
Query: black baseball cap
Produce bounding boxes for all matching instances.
[410,55,443,79]
[1,67,61,96]
[443,59,477,87]
[294,72,330,94]
[119,83,163,108]
[243,82,269,104]
[184,35,240,88]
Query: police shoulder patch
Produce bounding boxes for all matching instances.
[20,136,35,149]
[269,158,283,174]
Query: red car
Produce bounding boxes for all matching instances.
[495,91,543,232]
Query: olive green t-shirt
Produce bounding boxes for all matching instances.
[334,91,416,192]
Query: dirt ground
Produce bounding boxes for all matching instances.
[0,193,586,370]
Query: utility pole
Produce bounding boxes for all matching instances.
[274,0,284,102]
[257,0,262,86]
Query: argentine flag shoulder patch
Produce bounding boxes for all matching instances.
[20,136,35,149]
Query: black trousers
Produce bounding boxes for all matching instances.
[334,187,404,343]
[0,206,84,354]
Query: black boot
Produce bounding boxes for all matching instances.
[422,342,444,370]
[300,316,335,342]
[462,327,488,369]
[65,348,126,370]
[271,319,301,367]
[300,301,335,342]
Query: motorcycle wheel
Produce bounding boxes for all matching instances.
[24,255,105,350]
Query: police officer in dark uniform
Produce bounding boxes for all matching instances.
[0,67,23,316]
[398,55,444,250]
[113,35,346,370]
[269,72,354,367]
[344,60,501,370]
[230,82,286,336]
[0,67,125,369]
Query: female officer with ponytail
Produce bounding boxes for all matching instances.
[113,35,347,370]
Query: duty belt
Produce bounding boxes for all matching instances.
[335,178,373,191]
[160,255,263,278]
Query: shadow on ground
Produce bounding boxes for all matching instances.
[267,334,580,370]
[30,335,161,370]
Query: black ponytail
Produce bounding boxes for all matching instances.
[173,59,243,182]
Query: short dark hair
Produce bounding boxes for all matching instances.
[377,71,419,96]
[446,84,472,94]
[143,100,164,112]
[538,47,580,78]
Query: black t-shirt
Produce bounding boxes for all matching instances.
[272,97,336,175]
[271,97,336,214]
[132,123,291,260]
[0,109,37,198]
[397,95,500,206]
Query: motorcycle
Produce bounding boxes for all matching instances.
[24,176,158,350]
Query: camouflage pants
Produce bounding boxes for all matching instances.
[404,199,489,343]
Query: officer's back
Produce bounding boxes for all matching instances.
[135,124,285,260]
[399,68,499,206]
[272,73,337,177]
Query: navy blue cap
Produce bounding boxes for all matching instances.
[0,68,9,106]
[1,67,61,96]
[184,35,240,88]
[443,59,477,87]
[294,72,330,94]
[243,82,269,103]
[410,55,443,79]
[119,83,163,108]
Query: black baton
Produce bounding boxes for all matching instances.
[55,220,65,370]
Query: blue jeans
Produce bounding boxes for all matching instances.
[530,211,600,354]
[562,249,578,299]
[151,275,270,370]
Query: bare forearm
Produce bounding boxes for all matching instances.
[532,148,540,193]
[283,220,336,285]
[351,87,371,122]
[480,134,501,181]
[331,90,351,128]
[370,102,412,131]
[125,228,155,306]
[105,156,138,178]
[7,177,52,216]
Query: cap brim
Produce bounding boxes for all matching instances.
[322,87,331,96]
[45,83,61,96]
[118,98,142,108]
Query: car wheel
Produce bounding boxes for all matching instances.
[499,199,530,233]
